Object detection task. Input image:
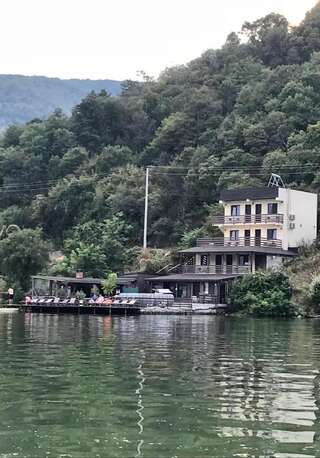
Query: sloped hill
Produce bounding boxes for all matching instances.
[0,74,122,128]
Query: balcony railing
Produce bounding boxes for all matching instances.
[197,237,282,249]
[213,214,284,225]
[181,265,251,275]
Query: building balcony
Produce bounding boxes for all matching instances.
[197,237,282,249]
[181,265,252,275]
[212,214,284,225]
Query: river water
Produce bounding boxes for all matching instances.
[0,313,319,458]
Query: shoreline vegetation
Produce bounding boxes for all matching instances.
[0,5,320,309]
[229,242,320,318]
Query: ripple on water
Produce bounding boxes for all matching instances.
[0,315,319,457]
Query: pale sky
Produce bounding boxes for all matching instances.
[1,0,317,81]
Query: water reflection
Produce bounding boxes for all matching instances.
[0,314,318,457]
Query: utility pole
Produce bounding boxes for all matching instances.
[143,167,150,249]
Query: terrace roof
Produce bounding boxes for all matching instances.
[178,246,296,256]
[32,275,104,284]
[146,274,238,282]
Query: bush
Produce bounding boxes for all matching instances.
[230,271,295,317]
[308,275,320,313]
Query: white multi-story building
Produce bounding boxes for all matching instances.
[149,186,318,303]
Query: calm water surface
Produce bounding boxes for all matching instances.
[0,313,319,458]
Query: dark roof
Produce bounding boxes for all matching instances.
[32,275,104,284]
[33,272,156,286]
[146,274,238,282]
[117,272,157,284]
[179,246,296,256]
[220,187,279,202]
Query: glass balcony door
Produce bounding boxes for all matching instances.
[255,204,262,223]
[245,204,252,223]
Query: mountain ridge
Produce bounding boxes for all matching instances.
[0,74,122,128]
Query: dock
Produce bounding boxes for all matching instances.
[6,303,140,316]
[4,302,227,316]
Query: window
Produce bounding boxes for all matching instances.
[267,229,277,240]
[239,255,249,266]
[186,256,194,265]
[231,205,240,216]
[200,255,208,266]
[268,203,278,215]
[230,230,239,240]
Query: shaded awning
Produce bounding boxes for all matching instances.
[32,275,103,284]
[179,246,296,256]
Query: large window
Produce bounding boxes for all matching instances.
[230,230,239,240]
[268,203,278,214]
[267,229,277,240]
[231,205,240,216]
[239,255,250,266]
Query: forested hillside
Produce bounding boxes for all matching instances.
[1,3,320,294]
[0,75,121,128]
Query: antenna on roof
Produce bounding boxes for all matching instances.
[268,173,285,188]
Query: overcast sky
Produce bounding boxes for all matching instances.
[0,0,317,81]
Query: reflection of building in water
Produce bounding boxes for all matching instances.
[22,313,114,345]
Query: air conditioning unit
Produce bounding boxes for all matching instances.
[289,222,295,230]
[289,215,295,221]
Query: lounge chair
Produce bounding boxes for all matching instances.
[69,298,76,305]
[53,297,60,304]
[32,298,39,304]
[120,299,130,305]
[128,299,136,306]
[112,299,120,305]
[45,298,54,304]
[38,298,46,304]
[60,299,69,305]
[102,298,112,306]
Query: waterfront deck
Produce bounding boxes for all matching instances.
[5,302,228,316]
[7,303,141,315]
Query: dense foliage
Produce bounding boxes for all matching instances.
[1,4,320,293]
[230,271,294,317]
[0,75,121,129]
[284,242,320,315]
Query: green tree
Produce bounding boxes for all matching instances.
[0,228,49,292]
[102,273,118,296]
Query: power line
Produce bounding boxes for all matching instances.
[0,164,318,194]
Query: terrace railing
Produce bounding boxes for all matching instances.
[212,214,284,225]
[196,237,282,249]
[181,265,252,275]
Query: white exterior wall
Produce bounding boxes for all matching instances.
[278,188,318,248]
